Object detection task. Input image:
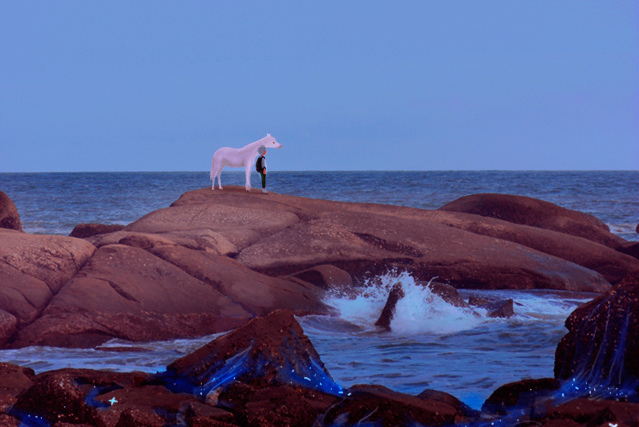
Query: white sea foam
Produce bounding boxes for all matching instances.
[324,272,491,336]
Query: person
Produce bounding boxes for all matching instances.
[256,147,268,193]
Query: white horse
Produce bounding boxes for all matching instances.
[210,134,282,191]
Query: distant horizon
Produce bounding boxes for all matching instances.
[2,169,637,174]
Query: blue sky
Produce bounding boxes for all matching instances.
[1,1,637,172]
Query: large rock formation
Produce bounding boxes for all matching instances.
[0,191,21,232]
[439,192,626,249]
[554,269,639,389]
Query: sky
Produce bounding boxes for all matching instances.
[1,1,637,172]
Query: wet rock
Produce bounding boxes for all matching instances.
[540,398,639,426]
[424,281,470,308]
[482,378,559,415]
[374,282,405,331]
[162,309,344,398]
[555,269,639,390]
[69,223,126,238]
[477,299,515,318]
[0,191,21,231]
[321,384,463,426]
[0,363,35,413]
[439,192,626,249]
[11,244,251,348]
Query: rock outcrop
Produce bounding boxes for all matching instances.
[554,269,639,389]
[0,191,21,232]
[439,192,626,249]
[69,223,126,238]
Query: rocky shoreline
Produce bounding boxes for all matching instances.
[1,187,638,426]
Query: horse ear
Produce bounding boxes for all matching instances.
[267,133,271,137]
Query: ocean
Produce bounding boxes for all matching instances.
[0,170,637,409]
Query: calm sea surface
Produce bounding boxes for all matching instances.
[0,171,637,409]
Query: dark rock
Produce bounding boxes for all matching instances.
[162,309,345,397]
[481,299,514,318]
[618,241,639,260]
[374,282,405,331]
[69,223,125,238]
[321,384,463,426]
[424,281,470,308]
[542,398,639,426]
[439,192,626,249]
[482,378,560,414]
[0,191,21,231]
[555,269,639,391]
[0,363,35,413]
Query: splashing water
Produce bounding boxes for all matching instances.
[324,272,487,335]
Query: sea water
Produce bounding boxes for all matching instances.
[0,171,637,409]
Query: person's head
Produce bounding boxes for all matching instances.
[258,147,266,156]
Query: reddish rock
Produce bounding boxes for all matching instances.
[439,193,626,249]
[618,241,639,260]
[0,191,21,231]
[286,264,353,290]
[0,310,18,345]
[542,398,639,426]
[0,363,35,413]
[427,209,639,284]
[555,270,639,388]
[478,299,515,318]
[321,384,464,426]
[482,378,559,414]
[425,281,470,308]
[69,223,126,238]
[374,282,405,331]
[164,310,344,397]
[149,245,329,317]
[11,244,252,348]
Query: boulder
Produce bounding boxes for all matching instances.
[162,309,345,398]
[439,193,626,249]
[0,191,21,231]
[482,378,559,415]
[475,299,515,318]
[374,282,405,331]
[554,270,639,390]
[69,223,126,238]
[10,244,252,348]
[426,209,639,284]
[320,384,465,426]
[0,363,35,413]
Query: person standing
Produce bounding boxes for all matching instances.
[256,147,268,193]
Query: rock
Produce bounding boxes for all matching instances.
[482,378,559,415]
[161,309,345,397]
[439,193,626,249]
[0,191,21,231]
[554,270,639,390]
[0,310,18,346]
[0,363,35,413]
[286,264,353,290]
[425,281,470,308]
[149,245,329,317]
[69,223,126,238]
[320,384,464,426]
[0,229,96,294]
[478,299,515,318]
[374,282,405,331]
[618,241,639,260]
[0,229,96,340]
[540,398,639,426]
[11,244,252,348]
[219,383,337,427]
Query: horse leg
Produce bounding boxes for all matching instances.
[217,167,224,190]
[244,166,252,191]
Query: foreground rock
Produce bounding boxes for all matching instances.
[555,269,639,390]
[0,191,21,231]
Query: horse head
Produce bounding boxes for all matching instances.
[261,133,282,149]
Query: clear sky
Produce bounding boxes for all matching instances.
[1,1,637,172]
